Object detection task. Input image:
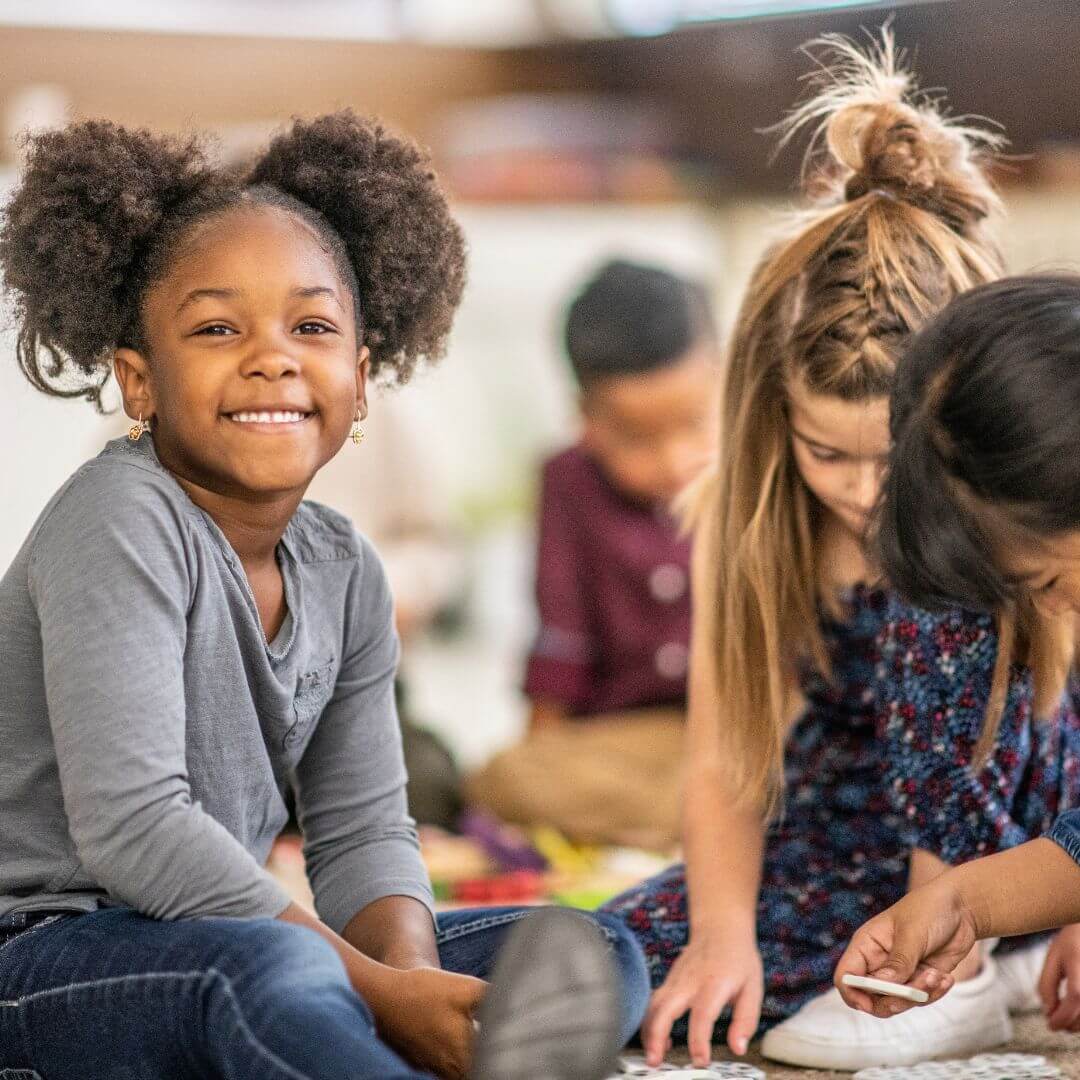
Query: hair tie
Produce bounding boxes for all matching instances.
[844,174,904,203]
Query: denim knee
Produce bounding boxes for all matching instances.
[592,911,651,1042]
[206,919,371,1027]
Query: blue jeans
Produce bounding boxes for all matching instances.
[0,906,649,1079]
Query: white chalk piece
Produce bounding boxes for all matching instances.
[841,973,930,1003]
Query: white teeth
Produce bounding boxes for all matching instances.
[229,410,307,424]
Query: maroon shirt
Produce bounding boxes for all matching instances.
[524,444,691,717]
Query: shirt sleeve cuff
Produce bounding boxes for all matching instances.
[1048,811,1080,868]
[316,880,436,937]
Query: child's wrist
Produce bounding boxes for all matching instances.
[946,862,991,942]
[344,952,400,1014]
[690,907,757,941]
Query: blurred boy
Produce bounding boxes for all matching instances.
[468,259,719,848]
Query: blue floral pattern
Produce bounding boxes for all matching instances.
[600,588,1080,1040]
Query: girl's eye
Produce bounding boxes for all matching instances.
[1039,576,1061,594]
[296,321,334,335]
[808,447,842,463]
[194,324,235,337]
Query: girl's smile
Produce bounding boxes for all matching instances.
[224,408,316,430]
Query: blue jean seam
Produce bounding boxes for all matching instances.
[0,916,69,963]
[8,969,315,1080]
[434,909,531,944]
[206,968,312,1080]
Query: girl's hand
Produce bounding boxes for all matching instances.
[835,877,973,1018]
[642,929,763,1067]
[372,966,487,1080]
[1039,924,1080,1031]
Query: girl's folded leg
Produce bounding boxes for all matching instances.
[0,907,430,1080]
[436,905,651,1047]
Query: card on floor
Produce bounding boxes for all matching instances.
[612,1055,765,1079]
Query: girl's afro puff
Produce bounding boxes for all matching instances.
[0,110,467,409]
[249,111,466,384]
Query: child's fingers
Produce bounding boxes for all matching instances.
[642,988,690,1067]
[834,921,893,1001]
[727,980,762,1057]
[838,984,878,1013]
[1048,956,1080,1031]
[1039,949,1065,1016]
[687,989,727,1066]
[1048,994,1080,1032]
[906,964,951,1004]
[453,973,489,1014]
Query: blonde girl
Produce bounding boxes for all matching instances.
[601,33,1080,1072]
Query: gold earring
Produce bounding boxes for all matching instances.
[128,413,151,441]
[350,412,365,445]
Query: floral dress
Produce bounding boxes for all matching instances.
[599,587,1080,1040]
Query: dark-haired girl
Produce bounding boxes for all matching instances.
[0,114,648,1080]
[836,274,1080,1033]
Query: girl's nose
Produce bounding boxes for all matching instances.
[849,464,881,514]
[238,344,300,380]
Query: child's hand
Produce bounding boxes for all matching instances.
[1039,924,1080,1031]
[835,877,975,1018]
[375,966,486,1080]
[642,929,763,1067]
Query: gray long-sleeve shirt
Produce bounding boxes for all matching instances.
[0,436,433,933]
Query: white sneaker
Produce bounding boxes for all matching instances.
[760,957,1012,1071]
[995,941,1050,1015]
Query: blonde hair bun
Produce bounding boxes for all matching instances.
[775,27,1003,231]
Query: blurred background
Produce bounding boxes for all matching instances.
[3,0,1080,776]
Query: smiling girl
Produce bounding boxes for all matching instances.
[0,114,646,1080]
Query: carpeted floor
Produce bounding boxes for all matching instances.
[671,1016,1080,1078]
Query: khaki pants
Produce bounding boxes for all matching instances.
[465,709,684,850]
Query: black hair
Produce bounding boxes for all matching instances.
[563,258,714,387]
[880,274,1080,612]
[0,111,467,410]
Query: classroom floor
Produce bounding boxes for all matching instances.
[665,1016,1079,1078]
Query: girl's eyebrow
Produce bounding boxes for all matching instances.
[791,428,842,454]
[291,285,342,308]
[176,287,239,315]
[792,428,889,458]
[175,285,341,317]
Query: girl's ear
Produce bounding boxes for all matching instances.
[356,346,371,421]
[114,347,155,421]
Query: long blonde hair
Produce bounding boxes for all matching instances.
[689,30,1065,813]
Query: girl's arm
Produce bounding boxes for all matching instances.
[640,576,766,1067]
[343,895,440,969]
[682,505,766,940]
[952,835,1080,939]
[292,536,437,962]
[31,471,293,921]
[836,833,1080,1019]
